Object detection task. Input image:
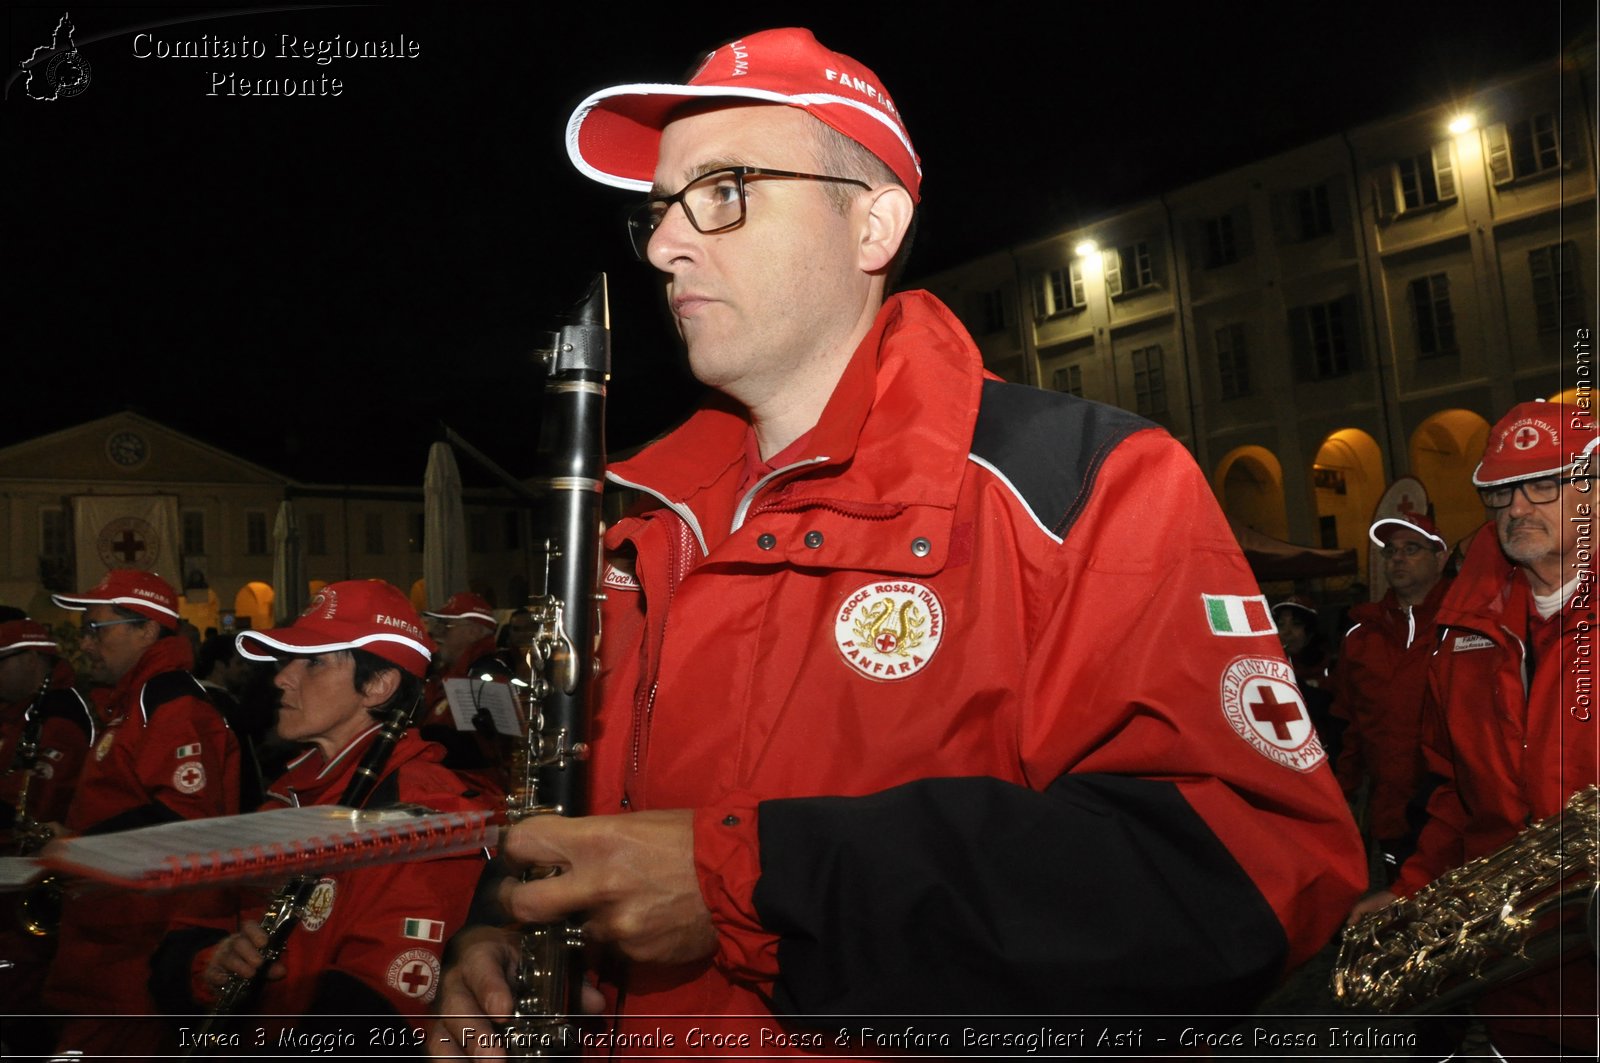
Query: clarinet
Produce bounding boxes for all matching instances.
[186,692,422,1045]
[505,274,609,1057]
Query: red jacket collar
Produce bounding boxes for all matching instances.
[107,634,194,720]
[606,290,983,524]
[270,726,437,807]
[1437,525,1592,638]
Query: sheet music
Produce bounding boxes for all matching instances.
[40,804,497,891]
[0,855,44,890]
[443,676,522,736]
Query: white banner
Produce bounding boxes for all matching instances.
[72,494,182,591]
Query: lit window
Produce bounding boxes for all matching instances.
[1034,264,1086,317]
[1105,241,1157,296]
[1381,143,1456,216]
[1485,114,1562,185]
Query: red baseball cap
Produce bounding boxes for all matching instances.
[1474,400,1599,487]
[1368,513,1447,550]
[236,580,434,678]
[0,619,58,657]
[53,569,181,629]
[1271,595,1318,620]
[567,27,922,202]
[421,592,496,628]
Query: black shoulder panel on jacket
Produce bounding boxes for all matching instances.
[40,688,94,739]
[141,670,212,720]
[970,380,1152,539]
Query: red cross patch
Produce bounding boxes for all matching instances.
[387,948,441,1002]
[1219,656,1325,772]
[172,760,207,793]
[1513,425,1542,450]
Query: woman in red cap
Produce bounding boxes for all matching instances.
[151,580,495,1046]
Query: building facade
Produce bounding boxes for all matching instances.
[918,46,1596,578]
[0,412,537,632]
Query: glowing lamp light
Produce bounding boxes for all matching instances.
[1448,113,1477,135]
[1073,240,1098,258]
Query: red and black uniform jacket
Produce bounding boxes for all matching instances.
[572,291,1365,1045]
[155,727,492,1036]
[1330,578,1450,839]
[43,635,241,1016]
[1396,528,1597,1052]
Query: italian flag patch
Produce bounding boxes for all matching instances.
[1203,594,1276,636]
[403,917,444,942]
[175,743,202,758]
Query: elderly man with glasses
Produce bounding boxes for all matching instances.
[1353,400,1598,1059]
[39,568,243,1059]
[436,28,1364,1054]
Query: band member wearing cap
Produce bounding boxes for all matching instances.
[436,28,1364,1051]
[419,591,507,784]
[0,618,95,1055]
[41,568,243,1057]
[1353,401,1597,1058]
[152,580,492,1038]
[1330,513,1451,882]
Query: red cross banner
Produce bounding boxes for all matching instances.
[71,494,181,591]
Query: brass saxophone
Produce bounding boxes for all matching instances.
[503,274,610,1057]
[1332,784,1599,1013]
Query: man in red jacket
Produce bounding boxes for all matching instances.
[1355,400,1598,1058]
[436,28,1364,1055]
[41,568,242,1058]
[1331,513,1450,881]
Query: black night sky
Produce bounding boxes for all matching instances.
[4,2,1590,486]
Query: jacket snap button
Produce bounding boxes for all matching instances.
[804,531,824,549]
[757,534,776,550]
[911,537,932,557]
[722,814,741,827]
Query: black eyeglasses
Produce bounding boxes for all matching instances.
[1477,475,1593,509]
[82,617,146,638]
[627,166,871,260]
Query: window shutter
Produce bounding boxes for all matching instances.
[1432,141,1457,201]
[1069,260,1086,307]
[1559,114,1585,172]
[1033,272,1048,318]
[1103,248,1123,297]
[1374,175,1396,222]
[1483,122,1513,185]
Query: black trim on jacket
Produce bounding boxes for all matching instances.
[970,381,1151,539]
[754,773,1286,1016]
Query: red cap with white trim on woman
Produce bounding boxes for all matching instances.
[236,580,433,678]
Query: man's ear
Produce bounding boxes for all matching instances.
[359,666,401,709]
[855,184,915,274]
